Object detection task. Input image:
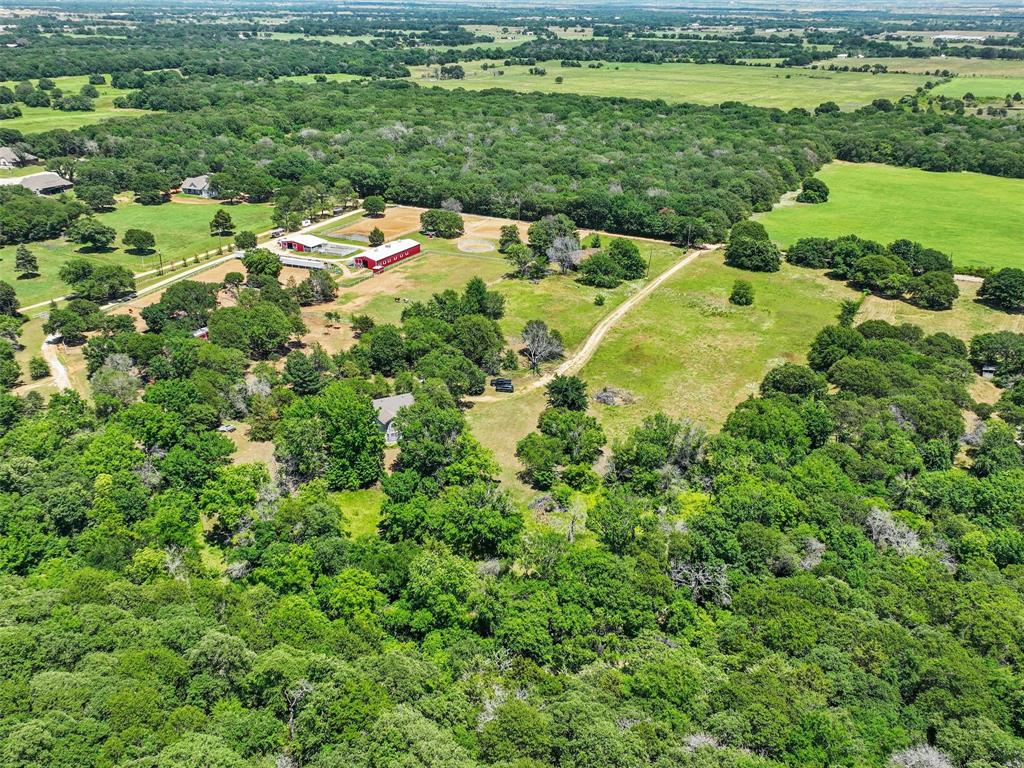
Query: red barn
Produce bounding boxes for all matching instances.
[278,234,328,253]
[354,239,421,274]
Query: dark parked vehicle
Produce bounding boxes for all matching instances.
[491,378,512,387]
[495,383,514,393]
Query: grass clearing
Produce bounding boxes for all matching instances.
[278,72,365,85]
[932,76,1024,99]
[333,488,384,538]
[408,60,929,109]
[0,200,274,306]
[0,74,152,133]
[497,241,682,351]
[825,56,1024,77]
[757,161,1024,270]
[577,250,1024,444]
[267,32,375,45]
[580,250,854,440]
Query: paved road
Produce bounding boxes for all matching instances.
[471,243,719,403]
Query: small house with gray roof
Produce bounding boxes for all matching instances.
[372,392,414,445]
[181,174,216,198]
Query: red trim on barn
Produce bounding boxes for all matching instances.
[355,242,421,274]
[280,239,316,253]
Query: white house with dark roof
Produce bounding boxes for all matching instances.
[180,174,216,198]
[372,392,414,445]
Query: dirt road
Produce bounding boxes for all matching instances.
[471,244,718,403]
[41,341,70,391]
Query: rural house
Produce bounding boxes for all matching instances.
[0,147,38,169]
[372,392,414,445]
[181,174,216,198]
[0,171,74,195]
[354,239,421,274]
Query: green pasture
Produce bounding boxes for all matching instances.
[332,238,509,326]
[580,250,854,439]
[827,56,1024,77]
[407,59,929,109]
[932,76,1024,99]
[266,32,376,45]
[279,73,364,85]
[0,200,274,306]
[578,248,1024,443]
[497,240,681,351]
[0,74,152,134]
[757,162,1024,270]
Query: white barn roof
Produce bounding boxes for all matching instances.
[282,233,327,249]
[359,238,420,264]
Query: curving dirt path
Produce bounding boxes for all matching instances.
[471,244,719,403]
[41,341,70,391]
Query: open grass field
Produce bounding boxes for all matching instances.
[932,76,1024,99]
[408,60,929,110]
[0,74,152,134]
[497,241,682,351]
[757,162,1024,270]
[322,235,509,327]
[826,56,1024,77]
[267,31,375,45]
[0,200,274,306]
[577,251,1024,444]
[579,250,854,440]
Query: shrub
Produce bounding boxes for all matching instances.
[729,220,770,242]
[907,271,959,310]
[363,195,386,216]
[28,356,49,380]
[729,279,754,305]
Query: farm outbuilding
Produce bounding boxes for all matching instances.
[280,254,329,270]
[279,234,328,253]
[354,239,421,274]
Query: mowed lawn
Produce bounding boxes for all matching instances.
[0,74,152,134]
[757,162,1024,270]
[408,60,929,109]
[0,200,274,306]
